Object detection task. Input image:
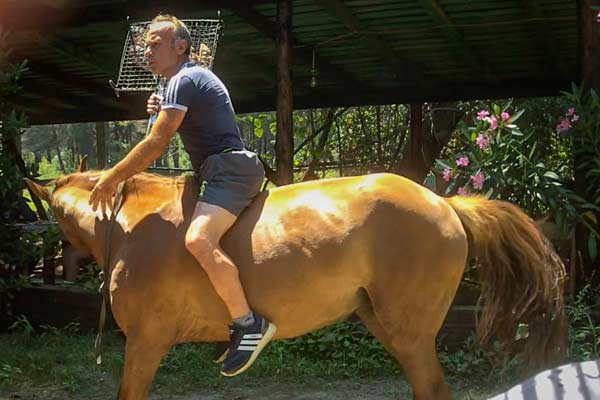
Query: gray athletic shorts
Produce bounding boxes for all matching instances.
[196,149,265,216]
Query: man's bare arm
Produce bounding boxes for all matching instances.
[109,108,186,181]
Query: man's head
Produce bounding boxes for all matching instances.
[144,14,191,78]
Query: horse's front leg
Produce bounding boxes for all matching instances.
[117,333,171,400]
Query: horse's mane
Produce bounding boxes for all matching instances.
[54,171,193,194]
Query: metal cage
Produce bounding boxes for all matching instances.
[110,19,222,96]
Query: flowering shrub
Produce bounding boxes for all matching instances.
[559,84,600,259]
[437,95,600,259]
[438,102,550,202]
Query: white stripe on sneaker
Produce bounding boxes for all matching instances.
[240,339,261,345]
[238,345,257,351]
[243,333,263,339]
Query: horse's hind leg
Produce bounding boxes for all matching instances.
[356,304,451,400]
[117,332,171,400]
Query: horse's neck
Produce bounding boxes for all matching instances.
[51,186,111,264]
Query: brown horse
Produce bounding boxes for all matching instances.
[25,170,565,400]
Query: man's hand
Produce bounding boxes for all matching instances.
[147,94,162,115]
[89,171,120,216]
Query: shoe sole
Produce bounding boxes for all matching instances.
[220,322,277,377]
[213,349,228,364]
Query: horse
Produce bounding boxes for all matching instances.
[24,168,565,400]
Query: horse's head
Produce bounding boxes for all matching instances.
[25,158,190,262]
[24,157,104,256]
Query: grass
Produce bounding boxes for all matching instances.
[0,328,507,399]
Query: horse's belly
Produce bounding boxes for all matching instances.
[265,284,364,339]
[239,249,370,339]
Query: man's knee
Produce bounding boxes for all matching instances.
[184,229,215,260]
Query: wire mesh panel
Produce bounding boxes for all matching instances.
[110,19,222,95]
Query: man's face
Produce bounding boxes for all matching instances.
[144,22,185,76]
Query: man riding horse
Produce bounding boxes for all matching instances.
[88,14,275,377]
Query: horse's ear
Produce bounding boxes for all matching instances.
[76,155,88,172]
[23,178,51,203]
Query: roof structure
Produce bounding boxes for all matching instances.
[2,0,578,125]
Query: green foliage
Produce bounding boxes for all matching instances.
[560,84,600,261]
[566,286,600,361]
[438,100,599,259]
[438,335,518,386]
[0,29,37,312]
[267,322,396,377]
[7,314,35,336]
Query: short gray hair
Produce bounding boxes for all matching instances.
[151,14,192,55]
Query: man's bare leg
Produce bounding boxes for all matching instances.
[184,201,276,376]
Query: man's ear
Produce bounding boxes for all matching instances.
[24,178,51,203]
[175,39,188,56]
[76,154,88,172]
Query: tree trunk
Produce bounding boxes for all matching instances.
[302,108,336,181]
[53,127,66,173]
[275,0,294,185]
[376,106,383,170]
[336,121,343,177]
[396,103,462,184]
[95,121,107,169]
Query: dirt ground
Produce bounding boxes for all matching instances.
[0,379,493,400]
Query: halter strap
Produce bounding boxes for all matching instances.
[94,180,126,365]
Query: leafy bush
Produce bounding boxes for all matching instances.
[437,100,599,258]
[566,286,600,361]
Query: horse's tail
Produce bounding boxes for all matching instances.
[446,195,566,368]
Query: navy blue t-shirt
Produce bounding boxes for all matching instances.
[161,62,244,173]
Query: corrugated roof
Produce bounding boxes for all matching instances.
[1,0,579,124]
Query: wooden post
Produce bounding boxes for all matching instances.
[42,249,55,285]
[95,121,106,169]
[275,0,294,185]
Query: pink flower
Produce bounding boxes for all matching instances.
[476,133,490,150]
[501,112,510,122]
[442,167,452,182]
[470,171,485,190]
[476,110,490,121]
[572,114,580,122]
[556,118,571,134]
[456,156,470,167]
[488,115,498,131]
[457,187,469,196]
[567,107,575,117]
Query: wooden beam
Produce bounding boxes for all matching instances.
[318,0,423,82]
[44,38,116,77]
[214,50,275,84]
[522,0,568,80]
[18,73,573,125]
[418,0,498,83]
[275,0,294,186]
[95,122,107,169]
[228,1,368,89]
[234,75,572,113]
[19,58,120,108]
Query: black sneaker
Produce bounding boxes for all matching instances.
[212,341,229,364]
[220,313,276,377]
